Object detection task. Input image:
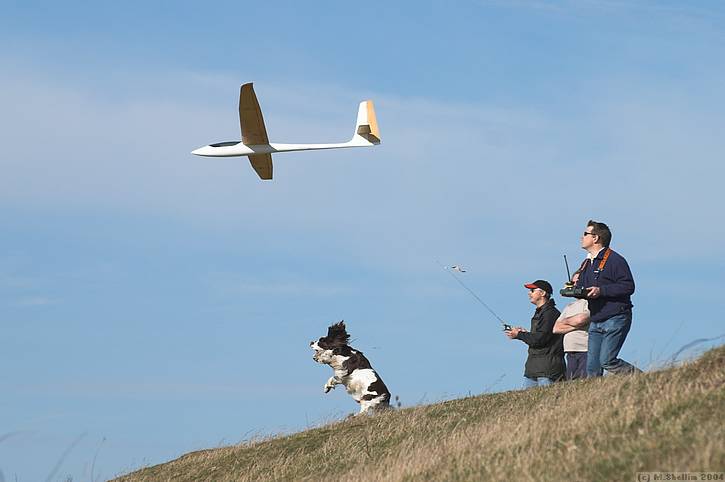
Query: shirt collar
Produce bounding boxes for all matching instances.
[536,298,554,312]
[587,247,605,261]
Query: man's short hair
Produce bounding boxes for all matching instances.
[587,220,612,247]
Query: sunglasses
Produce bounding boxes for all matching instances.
[583,232,596,237]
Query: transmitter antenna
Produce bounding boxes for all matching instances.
[564,254,572,283]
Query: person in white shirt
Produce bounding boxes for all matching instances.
[554,271,590,380]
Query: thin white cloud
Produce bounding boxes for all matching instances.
[481,0,725,40]
[0,273,35,289]
[1,62,724,271]
[10,380,319,399]
[15,296,58,306]
[204,273,354,298]
[483,0,725,18]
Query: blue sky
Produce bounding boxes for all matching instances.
[2,1,725,480]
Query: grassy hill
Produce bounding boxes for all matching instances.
[115,346,724,481]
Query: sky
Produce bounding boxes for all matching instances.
[2,1,725,480]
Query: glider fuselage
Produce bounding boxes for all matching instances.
[191,140,367,158]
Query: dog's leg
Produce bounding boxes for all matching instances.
[357,399,374,415]
[358,395,389,415]
[323,376,340,393]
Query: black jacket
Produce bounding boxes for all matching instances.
[515,299,564,379]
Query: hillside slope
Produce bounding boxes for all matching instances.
[115,346,724,481]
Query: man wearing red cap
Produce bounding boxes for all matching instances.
[505,280,564,388]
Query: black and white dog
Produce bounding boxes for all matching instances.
[310,321,391,415]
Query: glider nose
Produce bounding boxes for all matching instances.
[191,145,211,156]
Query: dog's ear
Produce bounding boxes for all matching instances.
[328,319,344,329]
[327,320,350,346]
[327,320,345,336]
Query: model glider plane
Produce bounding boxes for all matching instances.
[191,83,381,180]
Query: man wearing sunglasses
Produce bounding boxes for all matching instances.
[505,280,564,388]
[577,220,640,376]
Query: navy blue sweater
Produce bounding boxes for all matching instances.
[575,248,635,323]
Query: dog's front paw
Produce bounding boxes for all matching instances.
[324,377,337,393]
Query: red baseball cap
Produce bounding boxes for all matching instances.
[524,279,553,295]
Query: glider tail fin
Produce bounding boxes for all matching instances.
[352,100,381,145]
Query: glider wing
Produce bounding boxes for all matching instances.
[249,153,273,180]
[238,83,270,145]
[239,83,273,179]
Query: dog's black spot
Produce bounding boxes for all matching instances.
[341,350,371,372]
[332,345,354,358]
[366,377,391,403]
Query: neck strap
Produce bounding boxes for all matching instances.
[598,248,612,271]
[580,247,611,273]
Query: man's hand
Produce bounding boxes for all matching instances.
[586,286,601,299]
[506,327,526,339]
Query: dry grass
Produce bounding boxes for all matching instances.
[114,346,724,481]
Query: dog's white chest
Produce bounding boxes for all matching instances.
[345,368,378,400]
